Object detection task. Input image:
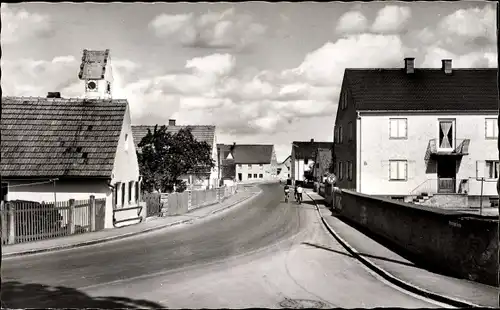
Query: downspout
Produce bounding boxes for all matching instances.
[357,111,362,193]
[496,1,499,292]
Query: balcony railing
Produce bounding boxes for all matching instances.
[425,138,470,161]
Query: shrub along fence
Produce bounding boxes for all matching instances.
[144,185,238,218]
[1,196,106,245]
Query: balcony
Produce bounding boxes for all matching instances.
[424,138,470,161]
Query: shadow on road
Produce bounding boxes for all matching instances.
[301,241,418,268]
[1,281,165,309]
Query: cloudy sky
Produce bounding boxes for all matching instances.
[2,2,497,161]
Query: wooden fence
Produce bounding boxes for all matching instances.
[144,185,238,218]
[1,196,106,245]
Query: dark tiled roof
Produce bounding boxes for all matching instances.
[78,50,110,80]
[132,125,216,150]
[292,141,333,159]
[344,68,498,111]
[229,144,274,164]
[1,96,127,178]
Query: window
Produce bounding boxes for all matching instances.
[389,160,408,181]
[338,161,343,180]
[348,122,353,141]
[106,81,112,94]
[124,134,129,151]
[128,181,133,202]
[304,158,309,165]
[1,182,8,201]
[238,164,242,168]
[259,174,263,178]
[248,174,252,179]
[485,118,498,139]
[121,183,126,206]
[259,164,263,169]
[348,161,353,181]
[339,126,343,143]
[248,164,252,168]
[114,183,120,208]
[334,127,338,143]
[135,181,139,202]
[277,168,282,174]
[486,161,499,179]
[341,93,348,110]
[389,118,407,139]
[288,174,290,177]
[254,174,258,178]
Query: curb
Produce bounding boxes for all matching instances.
[305,192,487,309]
[3,190,260,258]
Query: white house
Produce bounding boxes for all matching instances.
[277,155,291,181]
[132,120,219,190]
[1,49,143,229]
[333,57,498,208]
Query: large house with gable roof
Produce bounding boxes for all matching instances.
[291,139,334,185]
[132,120,219,190]
[1,49,144,229]
[333,57,498,208]
[218,143,278,183]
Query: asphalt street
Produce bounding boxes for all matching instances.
[1,184,444,309]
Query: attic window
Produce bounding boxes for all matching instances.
[87,125,93,131]
[76,147,83,153]
[82,152,88,159]
[106,82,111,94]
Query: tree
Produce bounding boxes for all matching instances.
[137,125,215,193]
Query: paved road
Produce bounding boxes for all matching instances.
[2,184,443,309]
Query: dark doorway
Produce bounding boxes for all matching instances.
[437,156,456,193]
[1,182,8,201]
[238,173,242,181]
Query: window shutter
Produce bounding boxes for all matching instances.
[400,161,408,180]
[407,160,415,180]
[476,160,486,178]
[389,119,398,138]
[389,161,398,180]
[399,119,407,138]
[486,119,494,138]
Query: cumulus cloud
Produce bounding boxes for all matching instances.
[335,10,368,34]
[371,5,411,34]
[149,8,266,50]
[1,3,53,44]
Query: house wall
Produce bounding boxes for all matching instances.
[357,112,498,196]
[333,84,357,191]
[277,159,291,181]
[209,135,220,188]
[110,105,141,228]
[235,163,275,182]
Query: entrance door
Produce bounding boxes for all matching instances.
[238,173,242,181]
[437,156,456,193]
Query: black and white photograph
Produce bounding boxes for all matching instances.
[0,1,499,308]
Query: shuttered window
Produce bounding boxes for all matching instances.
[389,119,407,139]
[485,118,498,139]
[389,160,407,181]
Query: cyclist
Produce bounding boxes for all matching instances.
[284,184,290,202]
[296,183,304,204]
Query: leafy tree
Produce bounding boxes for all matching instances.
[137,125,215,193]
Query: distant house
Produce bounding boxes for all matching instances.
[1,95,141,229]
[277,155,291,181]
[218,144,278,182]
[132,120,219,190]
[312,148,333,183]
[333,57,498,207]
[291,139,334,184]
[217,143,236,186]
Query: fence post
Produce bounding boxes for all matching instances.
[89,195,96,232]
[188,190,192,211]
[68,199,75,235]
[7,202,15,244]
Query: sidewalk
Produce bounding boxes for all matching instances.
[304,190,498,308]
[3,188,261,258]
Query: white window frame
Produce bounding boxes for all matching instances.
[485,118,498,139]
[389,160,408,181]
[389,118,407,139]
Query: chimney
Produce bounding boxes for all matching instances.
[168,119,176,126]
[47,92,61,98]
[442,59,452,75]
[404,57,415,74]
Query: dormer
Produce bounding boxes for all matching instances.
[78,49,114,99]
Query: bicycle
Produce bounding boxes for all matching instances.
[284,191,290,203]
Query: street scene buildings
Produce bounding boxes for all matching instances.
[1,2,498,309]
